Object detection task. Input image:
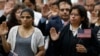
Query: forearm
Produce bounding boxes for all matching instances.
[1,35,11,53]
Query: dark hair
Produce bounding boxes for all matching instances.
[7,3,26,29]
[22,0,36,11]
[57,0,72,10]
[21,8,34,18]
[20,8,34,25]
[58,0,72,7]
[69,5,89,29]
[95,2,100,6]
[22,0,36,5]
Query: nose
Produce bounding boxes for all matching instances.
[64,9,69,14]
[71,14,75,18]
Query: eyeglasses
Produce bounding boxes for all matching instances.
[60,8,70,11]
[70,13,80,16]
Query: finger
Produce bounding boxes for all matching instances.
[76,46,83,52]
[2,21,7,28]
[76,44,81,47]
[50,27,56,32]
[2,21,7,25]
[76,46,80,52]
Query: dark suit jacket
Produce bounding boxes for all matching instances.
[38,16,63,36]
[93,26,100,53]
[57,24,100,56]
[38,16,64,56]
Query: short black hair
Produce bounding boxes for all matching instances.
[58,0,72,6]
[95,2,100,6]
[22,0,36,5]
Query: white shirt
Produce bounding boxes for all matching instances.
[34,11,42,26]
[87,11,92,23]
[0,10,4,17]
[70,24,82,36]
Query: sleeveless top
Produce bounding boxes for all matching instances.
[14,31,34,56]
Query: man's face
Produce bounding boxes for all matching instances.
[85,0,95,12]
[59,2,71,21]
[0,0,6,9]
[23,0,35,10]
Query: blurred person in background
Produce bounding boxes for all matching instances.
[93,11,100,56]
[35,0,43,12]
[0,0,14,24]
[84,0,95,24]
[0,0,6,17]
[90,2,100,28]
[7,3,26,30]
[85,0,95,13]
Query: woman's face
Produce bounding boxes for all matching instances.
[98,16,100,22]
[15,8,22,21]
[20,11,33,27]
[70,9,83,25]
[92,5,100,17]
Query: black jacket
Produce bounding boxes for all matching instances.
[57,24,100,56]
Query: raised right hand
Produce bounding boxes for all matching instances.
[0,21,8,36]
[50,27,60,41]
[3,1,14,16]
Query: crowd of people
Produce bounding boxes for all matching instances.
[0,0,100,56]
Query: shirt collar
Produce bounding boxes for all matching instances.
[70,24,82,31]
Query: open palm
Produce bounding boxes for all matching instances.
[4,1,14,16]
[0,22,8,36]
[50,27,60,41]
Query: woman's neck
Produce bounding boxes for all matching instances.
[71,23,80,30]
[21,25,33,30]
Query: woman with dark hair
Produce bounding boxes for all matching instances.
[90,2,100,28]
[50,5,100,56]
[0,8,45,56]
[7,3,26,30]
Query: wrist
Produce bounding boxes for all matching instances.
[1,34,6,38]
